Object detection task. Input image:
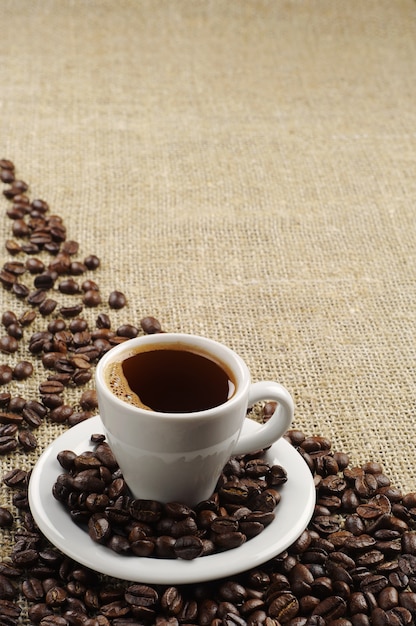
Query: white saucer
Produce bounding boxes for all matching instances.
[29,415,315,585]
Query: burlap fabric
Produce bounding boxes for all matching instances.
[1,0,416,593]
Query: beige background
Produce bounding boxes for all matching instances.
[1,0,416,551]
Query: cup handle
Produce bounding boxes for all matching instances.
[232,381,294,456]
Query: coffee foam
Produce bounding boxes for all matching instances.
[106,360,151,410]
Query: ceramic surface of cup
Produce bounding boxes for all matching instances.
[95,333,294,505]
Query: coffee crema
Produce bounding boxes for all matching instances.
[106,346,236,413]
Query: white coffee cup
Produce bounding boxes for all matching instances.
[95,333,294,506]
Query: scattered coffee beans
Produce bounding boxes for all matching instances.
[3,422,416,625]
[1,160,416,625]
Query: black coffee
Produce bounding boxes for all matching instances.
[107,346,236,413]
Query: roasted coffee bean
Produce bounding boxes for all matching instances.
[1,310,18,327]
[59,240,77,255]
[34,273,56,290]
[219,481,250,504]
[73,453,102,471]
[377,586,399,611]
[5,239,22,254]
[7,322,24,339]
[45,585,67,607]
[47,373,71,387]
[11,217,30,236]
[174,536,204,560]
[357,494,391,519]
[22,405,46,428]
[268,592,299,621]
[41,394,64,410]
[83,290,102,307]
[0,392,11,407]
[0,268,17,289]
[8,179,28,194]
[116,324,139,338]
[72,473,106,493]
[3,261,25,275]
[30,231,53,247]
[67,318,87,334]
[48,405,74,423]
[8,396,26,412]
[91,327,114,340]
[0,364,13,385]
[22,577,45,601]
[81,280,99,294]
[40,351,62,368]
[0,335,18,353]
[12,282,31,299]
[108,290,127,309]
[88,514,111,544]
[57,449,77,470]
[24,399,47,418]
[58,278,80,294]
[0,421,17,438]
[3,468,28,488]
[0,507,14,528]
[1,169,15,183]
[60,304,83,317]
[0,158,15,169]
[211,517,239,534]
[0,435,18,454]
[106,534,130,555]
[0,573,17,599]
[109,334,127,346]
[25,257,45,274]
[140,315,162,333]
[39,380,65,395]
[39,298,58,316]
[18,429,38,451]
[27,288,48,305]
[401,531,416,555]
[69,261,86,276]
[0,410,22,424]
[72,330,91,347]
[83,254,100,270]
[130,499,163,523]
[312,596,346,620]
[213,531,246,550]
[11,546,38,567]
[13,361,33,380]
[267,464,288,487]
[54,357,76,373]
[70,355,91,370]
[96,313,111,328]
[19,309,37,326]
[124,583,158,609]
[94,442,118,469]
[72,369,93,386]
[79,390,98,411]
[398,554,416,576]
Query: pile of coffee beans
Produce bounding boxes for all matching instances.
[1,161,416,624]
[3,425,416,625]
[52,434,287,560]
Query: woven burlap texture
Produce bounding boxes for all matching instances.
[1,0,416,566]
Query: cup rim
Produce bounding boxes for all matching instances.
[95,333,251,418]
